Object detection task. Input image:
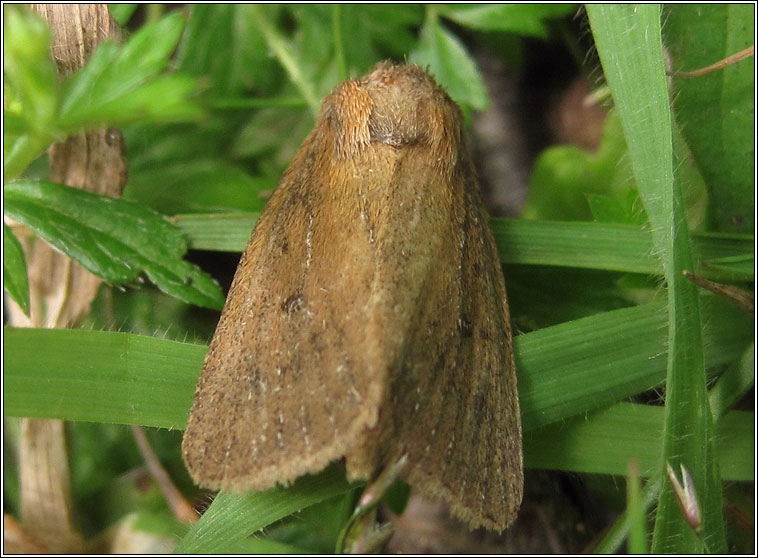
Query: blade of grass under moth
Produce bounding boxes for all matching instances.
[173,464,358,553]
[173,213,753,281]
[171,212,260,252]
[4,292,750,457]
[587,5,725,552]
[5,296,750,431]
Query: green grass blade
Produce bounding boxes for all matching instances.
[524,403,752,482]
[709,342,755,420]
[174,212,754,281]
[587,5,725,551]
[627,459,648,553]
[5,292,750,463]
[174,464,357,553]
[6,295,750,432]
[249,5,320,117]
[593,476,662,554]
[171,212,260,252]
[3,327,203,429]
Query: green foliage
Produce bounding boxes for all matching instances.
[5,181,223,309]
[3,223,29,314]
[664,4,754,233]
[3,3,753,554]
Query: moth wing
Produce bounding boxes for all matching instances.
[375,154,523,532]
[181,130,394,492]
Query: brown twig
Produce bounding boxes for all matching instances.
[130,426,198,524]
[667,45,754,78]
[682,270,754,314]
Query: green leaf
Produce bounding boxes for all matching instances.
[664,4,755,233]
[125,160,273,215]
[3,6,61,181]
[516,293,750,431]
[626,457,648,554]
[171,212,260,252]
[177,5,277,96]
[410,8,489,111]
[4,180,224,310]
[3,223,30,315]
[522,109,634,221]
[250,4,321,117]
[2,6,58,133]
[4,328,202,428]
[107,4,138,27]
[594,476,662,553]
[441,4,576,37]
[58,12,201,129]
[709,343,755,421]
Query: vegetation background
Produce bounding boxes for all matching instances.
[4,3,754,554]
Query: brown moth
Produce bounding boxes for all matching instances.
[181,61,523,531]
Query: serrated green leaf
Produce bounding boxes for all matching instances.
[410,10,489,111]
[58,12,201,129]
[4,180,224,309]
[441,3,576,36]
[3,223,30,315]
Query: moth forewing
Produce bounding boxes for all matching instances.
[181,61,523,532]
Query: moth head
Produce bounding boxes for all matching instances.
[323,61,463,163]
[362,62,463,154]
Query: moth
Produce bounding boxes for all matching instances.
[182,61,523,531]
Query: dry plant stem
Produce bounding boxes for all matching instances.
[17,420,83,553]
[667,45,754,77]
[682,270,754,314]
[6,5,126,554]
[130,426,199,524]
[3,513,51,554]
